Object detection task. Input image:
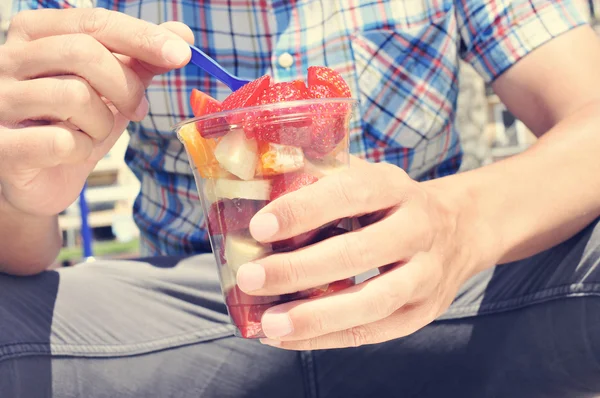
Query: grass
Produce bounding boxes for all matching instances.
[57,239,140,262]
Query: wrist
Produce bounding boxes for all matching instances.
[0,184,61,275]
[423,174,502,276]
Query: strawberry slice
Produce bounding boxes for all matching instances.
[222,75,272,110]
[304,69,353,158]
[189,89,228,138]
[206,198,264,235]
[190,89,222,117]
[225,286,280,339]
[269,171,319,202]
[307,66,352,98]
[244,81,312,145]
[304,115,348,159]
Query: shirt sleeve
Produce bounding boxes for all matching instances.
[457,0,589,83]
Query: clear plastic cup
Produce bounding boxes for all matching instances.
[175,98,358,338]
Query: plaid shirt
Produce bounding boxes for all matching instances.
[10,0,586,256]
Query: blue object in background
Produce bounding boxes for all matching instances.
[78,185,93,258]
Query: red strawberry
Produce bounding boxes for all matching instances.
[307,66,352,98]
[244,81,312,146]
[225,286,280,339]
[258,80,309,104]
[222,75,272,110]
[304,70,353,157]
[269,171,319,202]
[190,89,227,138]
[206,199,264,235]
[304,115,348,159]
[190,89,222,117]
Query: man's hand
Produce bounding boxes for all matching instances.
[238,25,600,349]
[235,157,493,349]
[0,8,193,216]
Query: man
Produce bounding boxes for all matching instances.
[0,0,599,396]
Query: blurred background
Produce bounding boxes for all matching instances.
[0,0,599,266]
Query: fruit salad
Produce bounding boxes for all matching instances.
[176,67,357,338]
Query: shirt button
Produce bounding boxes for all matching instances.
[278,52,294,69]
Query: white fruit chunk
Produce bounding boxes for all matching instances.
[214,178,272,201]
[214,129,258,180]
[304,157,346,178]
[257,143,304,176]
[224,231,271,272]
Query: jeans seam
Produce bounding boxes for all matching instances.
[440,282,600,320]
[0,324,234,362]
[299,351,318,398]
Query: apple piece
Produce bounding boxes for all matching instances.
[214,129,259,180]
[214,178,272,201]
[224,231,271,272]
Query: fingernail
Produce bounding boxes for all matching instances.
[262,308,293,338]
[162,40,190,65]
[250,213,279,241]
[134,97,149,120]
[237,263,266,292]
[260,338,281,347]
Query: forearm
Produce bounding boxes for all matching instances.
[430,101,600,270]
[0,191,61,275]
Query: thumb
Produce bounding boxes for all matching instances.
[118,21,195,87]
[0,125,93,174]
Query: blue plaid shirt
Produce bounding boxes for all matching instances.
[11,0,586,255]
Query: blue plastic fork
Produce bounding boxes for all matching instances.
[189,45,250,92]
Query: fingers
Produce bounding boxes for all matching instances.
[118,21,196,87]
[259,253,442,346]
[1,77,115,141]
[12,34,147,121]
[249,162,411,243]
[0,124,93,172]
[7,8,191,69]
[260,252,438,340]
[262,302,435,350]
[237,212,430,295]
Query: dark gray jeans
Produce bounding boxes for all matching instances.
[1,220,600,398]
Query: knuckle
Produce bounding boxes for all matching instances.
[332,172,360,207]
[335,234,369,273]
[7,10,32,35]
[122,78,146,114]
[131,25,165,54]
[344,326,371,348]
[275,197,306,229]
[0,46,17,73]
[57,77,93,107]
[309,312,329,336]
[80,8,111,35]
[60,34,103,65]
[295,308,328,338]
[375,160,403,176]
[368,292,398,319]
[279,254,306,286]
